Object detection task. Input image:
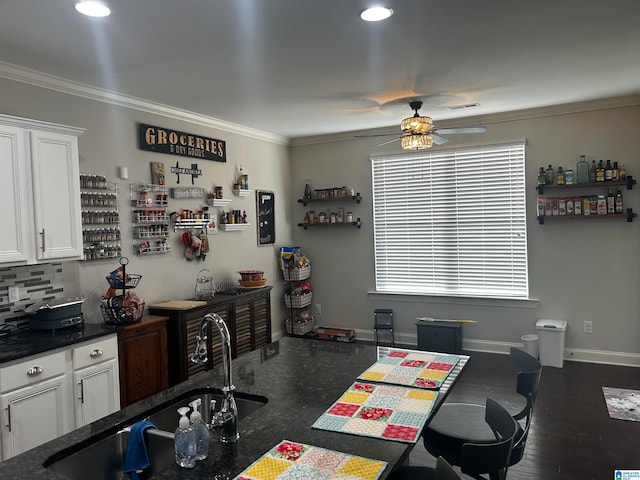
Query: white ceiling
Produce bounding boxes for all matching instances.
[1,0,640,139]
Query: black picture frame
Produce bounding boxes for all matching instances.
[256,190,275,245]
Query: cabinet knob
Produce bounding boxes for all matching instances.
[27,366,43,376]
[90,348,103,358]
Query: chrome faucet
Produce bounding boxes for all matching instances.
[191,313,239,444]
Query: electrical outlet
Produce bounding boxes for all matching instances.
[314,303,322,315]
[8,286,20,303]
[584,321,593,334]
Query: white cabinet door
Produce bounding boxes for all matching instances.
[73,358,119,427]
[30,130,83,261]
[0,125,31,263]
[0,374,72,459]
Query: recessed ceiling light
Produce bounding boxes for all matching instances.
[360,7,393,22]
[75,1,111,17]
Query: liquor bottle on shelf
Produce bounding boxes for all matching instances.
[605,160,613,181]
[589,160,597,182]
[556,166,565,185]
[596,160,605,182]
[619,162,627,181]
[537,167,546,185]
[607,188,615,214]
[545,165,555,185]
[612,161,620,181]
[576,155,589,183]
[615,189,624,214]
[565,168,574,185]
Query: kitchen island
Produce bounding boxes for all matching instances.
[0,336,468,479]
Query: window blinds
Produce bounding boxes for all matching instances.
[371,142,528,298]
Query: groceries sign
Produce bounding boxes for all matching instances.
[138,123,226,162]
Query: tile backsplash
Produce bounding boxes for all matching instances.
[0,263,64,324]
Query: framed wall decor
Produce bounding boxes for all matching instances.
[256,190,275,246]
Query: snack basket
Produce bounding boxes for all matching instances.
[284,292,312,308]
[282,264,311,281]
[286,316,315,335]
[101,296,145,325]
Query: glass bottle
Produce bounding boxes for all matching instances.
[537,167,546,185]
[556,166,565,185]
[545,165,555,185]
[607,188,615,214]
[619,162,627,181]
[565,168,574,185]
[303,179,312,199]
[576,155,588,184]
[604,160,613,181]
[589,160,597,182]
[615,189,624,213]
[596,160,605,182]
[612,161,619,181]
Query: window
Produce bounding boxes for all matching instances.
[371,141,528,298]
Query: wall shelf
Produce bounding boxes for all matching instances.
[536,177,635,194]
[297,219,362,229]
[220,223,250,231]
[537,209,636,224]
[80,176,121,261]
[233,189,252,197]
[297,193,361,207]
[206,198,232,207]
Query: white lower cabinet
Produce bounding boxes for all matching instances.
[73,358,119,427]
[0,334,119,460]
[0,374,71,459]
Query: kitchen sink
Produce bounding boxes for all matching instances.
[143,386,268,431]
[45,387,267,479]
[46,427,175,480]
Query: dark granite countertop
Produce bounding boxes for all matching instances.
[0,322,122,364]
[0,337,468,479]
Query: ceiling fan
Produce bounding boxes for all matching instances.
[358,100,486,150]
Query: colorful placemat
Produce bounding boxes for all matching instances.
[357,349,460,389]
[234,439,387,480]
[311,381,437,443]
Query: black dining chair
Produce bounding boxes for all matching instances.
[422,347,542,471]
[390,398,518,480]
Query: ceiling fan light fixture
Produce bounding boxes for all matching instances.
[360,7,394,22]
[401,115,433,134]
[401,134,433,150]
[75,1,111,17]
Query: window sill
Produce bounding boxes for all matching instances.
[368,291,540,308]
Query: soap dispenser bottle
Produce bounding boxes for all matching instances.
[175,407,196,468]
[189,399,211,460]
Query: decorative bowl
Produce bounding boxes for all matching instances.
[237,270,264,282]
[239,279,267,287]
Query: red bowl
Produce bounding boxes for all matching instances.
[238,270,264,281]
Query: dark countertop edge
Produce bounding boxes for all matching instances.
[0,323,123,364]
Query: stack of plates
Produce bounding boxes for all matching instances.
[239,279,267,287]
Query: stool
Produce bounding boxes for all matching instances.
[374,309,394,347]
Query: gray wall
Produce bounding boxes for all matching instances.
[290,101,640,366]
[0,78,293,336]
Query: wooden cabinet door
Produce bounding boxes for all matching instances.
[0,374,71,459]
[74,358,119,427]
[118,320,168,408]
[29,129,83,261]
[0,125,31,263]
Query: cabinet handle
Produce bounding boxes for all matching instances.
[40,229,46,253]
[80,379,85,404]
[7,405,11,432]
[90,348,103,358]
[27,366,43,376]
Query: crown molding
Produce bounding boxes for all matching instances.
[291,94,640,147]
[0,61,289,146]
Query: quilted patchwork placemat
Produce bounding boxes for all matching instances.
[234,439,387,480]
[357,349,460,389]
[311,381,437,443]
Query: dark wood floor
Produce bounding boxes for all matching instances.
[408,350,640,479]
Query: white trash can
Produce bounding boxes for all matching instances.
[535,319,567,368]
[521,334,539,359]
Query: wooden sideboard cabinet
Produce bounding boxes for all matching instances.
[117,315,169,408]
[149,286,272,386]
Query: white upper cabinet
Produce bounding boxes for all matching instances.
[0,115,85,264]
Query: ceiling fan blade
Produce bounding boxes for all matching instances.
[372,137,402,148]
[431,134,450,145]
[435,126,487,135]
[354,133,398,138]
